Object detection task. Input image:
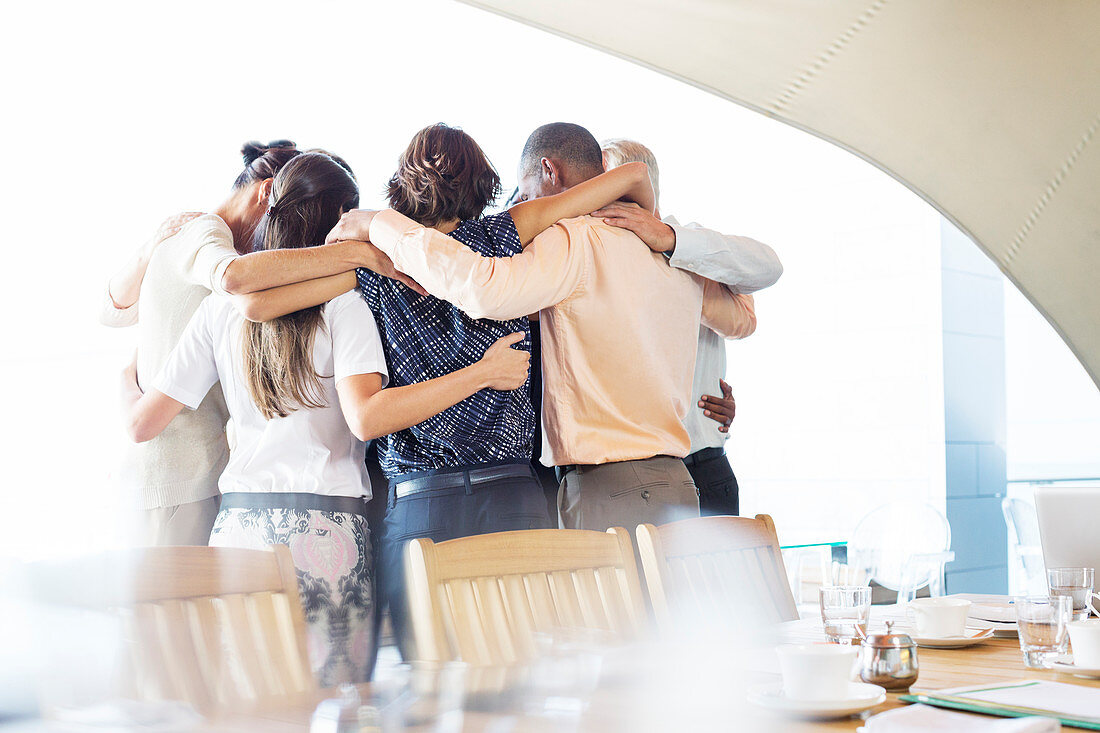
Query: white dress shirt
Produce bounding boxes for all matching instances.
[665,216,783,454]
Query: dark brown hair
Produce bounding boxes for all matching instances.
[234,139,301,189]
[387,123,501,228]
[242,153,360,420]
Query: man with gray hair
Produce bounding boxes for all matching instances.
[348,122,758,532]
[597,138,783,516]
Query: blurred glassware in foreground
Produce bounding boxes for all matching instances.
[523,628,608,718]
[376,661,466,733]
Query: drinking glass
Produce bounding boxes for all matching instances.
[819,586,872,644]
[1015,595,1072,668]
[379,661,467,733]
[1047,567,1099,621]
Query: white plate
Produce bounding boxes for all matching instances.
[1051,660,1100,679]
[912,631,995,649]
[747,682,887,720]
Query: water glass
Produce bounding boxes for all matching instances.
[1047,567,1099,621]
[820,586,872,645]
[523,629,607,717]
[1015,595,1072,668]
[380,661,467,732]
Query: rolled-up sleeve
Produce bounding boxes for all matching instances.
[701,282,756,339]
[181,224,238,296]
[369,209,586,321]
[666,215,783,294]
[99,286,139,327]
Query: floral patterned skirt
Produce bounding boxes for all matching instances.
[209,492,374,686]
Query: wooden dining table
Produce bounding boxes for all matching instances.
[200,616,1100,732]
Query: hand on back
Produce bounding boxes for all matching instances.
[700,379,735,433]
[590,201,677,253]
[327,210,428,296]
[477,332,530,391]
[146,211,203,254]
[325,209,378,244]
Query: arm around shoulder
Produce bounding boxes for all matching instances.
[668,220,783,294]
[368,209,584,321]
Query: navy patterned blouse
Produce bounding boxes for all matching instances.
[356,211,535,479]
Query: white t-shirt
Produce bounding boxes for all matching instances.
[154,291,388,499]
[101,214,239,509]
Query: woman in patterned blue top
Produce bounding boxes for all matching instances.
[235,124,655,658]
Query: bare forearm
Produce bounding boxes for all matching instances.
[351,365,489,441]
[221,241,366,294]
[120,365,144,417]
[509,161,653,245]
[108,247,155,308]
[120,365,157,442]
[233,271,357,322]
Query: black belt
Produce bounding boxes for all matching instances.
[682,446,726,468]
[391,462,535,499]
[219,491,369,517]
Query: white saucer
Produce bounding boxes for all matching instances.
[911,630,995,649]
[747,682,887,720]
[1051,660,1100,679]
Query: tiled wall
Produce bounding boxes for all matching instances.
[941,220,1008,592]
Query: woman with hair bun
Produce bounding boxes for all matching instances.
[120,152,531,685]
[104,141,395,547]
[233,123,657,658]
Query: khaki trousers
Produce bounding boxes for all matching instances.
[143,495,220,546]
[557,456,700,532]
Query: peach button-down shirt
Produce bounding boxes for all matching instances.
[369,209,756,467]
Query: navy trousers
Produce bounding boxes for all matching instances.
[684,447,741,517]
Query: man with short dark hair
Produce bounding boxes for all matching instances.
[340,122,757,532]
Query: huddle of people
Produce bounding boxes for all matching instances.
[103,122,783,686]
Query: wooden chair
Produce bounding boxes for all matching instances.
[636,514,799,632]
[28,545,314,714]
[404,528,648,666]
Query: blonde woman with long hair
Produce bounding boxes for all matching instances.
[121,153,530,685]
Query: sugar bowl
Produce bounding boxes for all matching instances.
[858,621,919,691]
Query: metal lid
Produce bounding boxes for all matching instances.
[864,620,915,648]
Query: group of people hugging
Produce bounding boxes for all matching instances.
[103,121,783,685]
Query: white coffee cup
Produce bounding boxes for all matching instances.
[908,597,972,638]
[1068,619,1100,668]
[776,644,857,701]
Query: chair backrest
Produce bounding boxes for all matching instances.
[636,514,798,631]
[1002,496,1047,594]
[28,545,314,714]
[848,501,952,592]
[404,528,648,666]
[1002,497,1042,549]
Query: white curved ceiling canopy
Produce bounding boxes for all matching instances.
[460,0,1100,388]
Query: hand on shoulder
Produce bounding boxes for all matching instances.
[589,202,676,253]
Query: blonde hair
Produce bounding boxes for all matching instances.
[601,138,660,205]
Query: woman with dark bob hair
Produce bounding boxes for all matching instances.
[120,152,531,685]
[233,123,656,658]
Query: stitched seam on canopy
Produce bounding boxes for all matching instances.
[1004,111,1100,264]
[769,0,890,115]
